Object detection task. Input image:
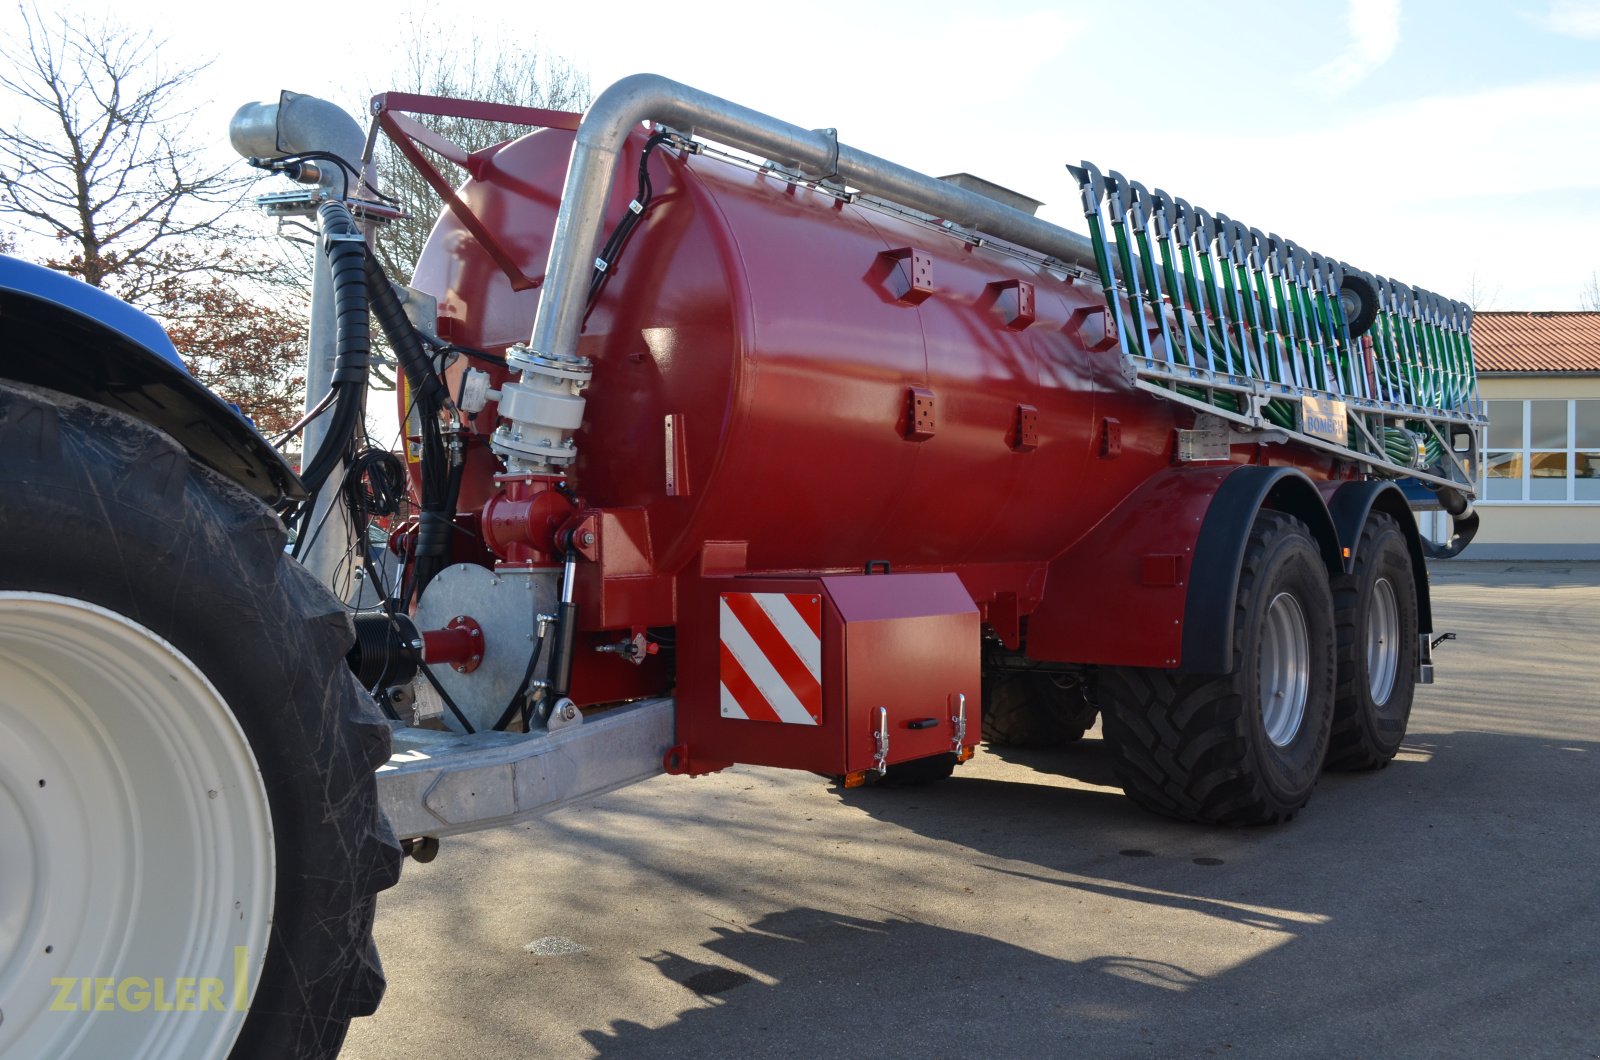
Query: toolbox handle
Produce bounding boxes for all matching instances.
[864,559,892,575]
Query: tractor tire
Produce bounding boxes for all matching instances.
[981,670,1098,748]
[0,381,401,1059]
[1097,511,1336,825]
[1326,512,1418,771]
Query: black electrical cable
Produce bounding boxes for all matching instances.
[261,151,401,205]
[418,662,477,734]
[355,551,404,724]
[341,442,468,732]
[439,343,508,368]
[294,461,359,565]
[586,132,674,308]
[364,250,454,603]
[271,211,477,730]
[346,449,407,518]
[271,388,337,449]
[340,434,475,732]
[491,633,544,733]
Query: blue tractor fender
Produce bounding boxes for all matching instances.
[0,254,304,505]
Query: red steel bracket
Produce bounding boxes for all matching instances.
[1068,304,1119,353]
[369,92,582,293]
[881,246,935,305]
[1011,404,1039,452]
[905,386,936,440]
[989,278,1036,330]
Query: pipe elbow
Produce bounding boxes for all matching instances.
[229,91,368,190]
[576,72,679,152]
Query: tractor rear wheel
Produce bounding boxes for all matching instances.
[981,670,1098,748]
[0,382,400,1059]
[1326,512,1418,770]
[1097,511,1337,825]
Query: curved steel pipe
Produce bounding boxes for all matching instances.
[528,72,1097,362]
[229,90,373,193]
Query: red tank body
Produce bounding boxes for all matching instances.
[410,121,1347,772]
[410,129,1226,607]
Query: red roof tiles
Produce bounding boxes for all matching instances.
[1471,311,1600,374]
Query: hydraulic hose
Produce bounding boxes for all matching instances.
[1422,486,1480,560]
[364,253,447,410]
[298,201,369,496]
[363,252,456,599]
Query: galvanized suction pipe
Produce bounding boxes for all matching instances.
[229,93,375,599]
[297,250,357,599]
[527,73,1098,362]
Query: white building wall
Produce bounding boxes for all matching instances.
[1456,374,1600,559]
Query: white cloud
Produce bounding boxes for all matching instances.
[1046,77,1600,308]
[1312,0,1402,94]
[1535,0,1600,38]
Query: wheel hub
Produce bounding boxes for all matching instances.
[1258,591,1311,747]
[1367,576,1400,705]
[0,592,273,1059]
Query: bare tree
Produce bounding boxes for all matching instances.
[1581,271,1600,311]
[163,272,308,435]
[1462,269,1500,311]
[369,33,591,284]
[0,4,253,300]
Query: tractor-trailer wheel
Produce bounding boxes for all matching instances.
[981,669,1098,748]
[0,381,400,1058]
[1097,511,1337,825]
[1327,512,1418,770]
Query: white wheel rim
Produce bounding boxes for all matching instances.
[1258,591,1310,748]
[0,592,273,1059]
[1367,577,1400,705]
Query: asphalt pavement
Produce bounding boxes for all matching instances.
[343,561,1600,1060]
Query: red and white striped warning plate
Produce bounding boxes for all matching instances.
[719,592,822,725]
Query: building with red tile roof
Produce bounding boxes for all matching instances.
[1473,311,1600,375]
[1461,311,1600,559]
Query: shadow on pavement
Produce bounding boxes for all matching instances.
[583,907,1202,1057]
[573,728,1600,1059]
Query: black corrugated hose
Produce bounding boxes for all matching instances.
[292,200,369,559]
[362,251,458,603]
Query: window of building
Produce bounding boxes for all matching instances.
[1480,399,1600,503]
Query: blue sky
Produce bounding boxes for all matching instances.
[3,0,1598,309]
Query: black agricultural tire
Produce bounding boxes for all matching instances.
[0,381,401,1058]
[1339,272,1380,338]
[981,670,1098,748]
[875,752,959,787]
[1097,510,1337,825]
[1327,512,1418,771]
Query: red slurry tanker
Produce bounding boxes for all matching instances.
[0,75,1481,1057]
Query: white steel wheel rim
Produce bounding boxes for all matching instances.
[0,592,274,1060]
[1258,591,1311,747]
[1367,577,1400,705]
